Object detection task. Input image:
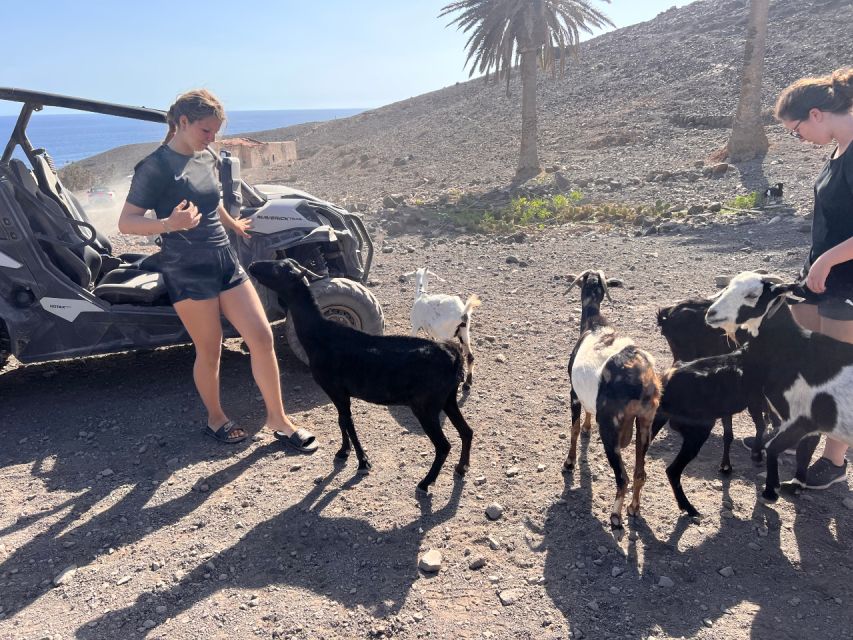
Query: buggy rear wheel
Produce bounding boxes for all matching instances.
[285,278,384,365]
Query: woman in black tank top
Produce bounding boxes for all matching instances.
[775,67,853,488]
[118,89,317,453]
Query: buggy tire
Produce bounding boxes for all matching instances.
[0,320,10,372]
[285,278,384,366]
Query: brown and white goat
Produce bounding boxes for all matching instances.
[565,270,661,528]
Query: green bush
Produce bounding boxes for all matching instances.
[442,194,651,233]
[725,192,760,209]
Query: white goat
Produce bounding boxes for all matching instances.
[410,267,481,390]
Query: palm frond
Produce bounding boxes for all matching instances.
[441,0,614,83]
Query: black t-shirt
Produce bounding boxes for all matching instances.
[126,145,228,249]
[808,145,853,293]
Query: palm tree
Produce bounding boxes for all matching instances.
[727,0,770,161]
[440,0,613,180]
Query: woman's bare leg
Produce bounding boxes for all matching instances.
[219,281,298,435]
[815,315,853,464]
[173,297,245,438]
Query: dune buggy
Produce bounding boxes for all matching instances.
[0,87,384,371]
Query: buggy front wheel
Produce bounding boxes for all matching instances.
[284,278,384,365]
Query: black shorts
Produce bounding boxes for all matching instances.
[156,244,249,303]
[792,290,853,321]
[812,295,853,321]
[798,264,853,321]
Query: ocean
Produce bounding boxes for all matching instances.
[0,108,364,167]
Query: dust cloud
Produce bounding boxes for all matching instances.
[72,179,130,236]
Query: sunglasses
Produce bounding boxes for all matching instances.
[789,120,804,140]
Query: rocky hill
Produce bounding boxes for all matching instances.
[80,0,853,217]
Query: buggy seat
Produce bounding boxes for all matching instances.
[6,159,169,305]
[92,267,168,305]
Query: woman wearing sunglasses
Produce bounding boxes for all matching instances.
[771,67,853,489]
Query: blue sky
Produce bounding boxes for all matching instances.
[1,0,687,116]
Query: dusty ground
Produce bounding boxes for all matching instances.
[2,208,853,640]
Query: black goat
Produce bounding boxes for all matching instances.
[763,182,784,203]
[651,349,765,517]
[248,259,473,493]
[656,297,774,470]
[565,270,661,529]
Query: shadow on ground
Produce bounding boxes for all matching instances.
[74,472,464,638]
[538,435,853,639]
[0,337,329,619]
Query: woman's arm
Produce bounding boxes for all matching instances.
[807,236,853,293]
[118,200,200,236]
[217,202,252,238]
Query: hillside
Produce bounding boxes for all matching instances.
[79,0,853,217]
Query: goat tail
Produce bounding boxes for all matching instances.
[463,294,482,316]
[650,409,669,441]
[443,340,466,386]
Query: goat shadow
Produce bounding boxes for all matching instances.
[74,469,466,638]
[0,334,326,619]
[535,436,853,639]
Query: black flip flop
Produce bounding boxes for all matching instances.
[204,420,248,444]
[274,428,319,454]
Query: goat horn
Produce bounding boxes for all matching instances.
[427,270,446,282]
[761,274,785,284]
[598,269,612,302]
[298,264,323,281]
[564,269,593,296]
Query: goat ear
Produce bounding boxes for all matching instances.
[770,282,807,298]
[606,278,624,288]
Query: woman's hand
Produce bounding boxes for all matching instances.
[806,253,833,294]
[166,200,201,231]
[230,216,253,239]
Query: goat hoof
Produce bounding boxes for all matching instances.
[759,490,779,505]
[454,463,469,477]
[780,480,804,496]
[416,484,431,496]
[357,460,372,475]
[719,463,733,475]
[626,505,640,520]
[562,460,575,473]
[751,452,764,463]
[681,505,701,520]
[609,514,623,530]
[462,382,472,392]
[334,449,350,460]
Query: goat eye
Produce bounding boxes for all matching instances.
[745,293,759,300]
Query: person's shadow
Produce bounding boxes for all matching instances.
[0,338,327,620]
[75,467,465,638]
[535,434,853,638]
